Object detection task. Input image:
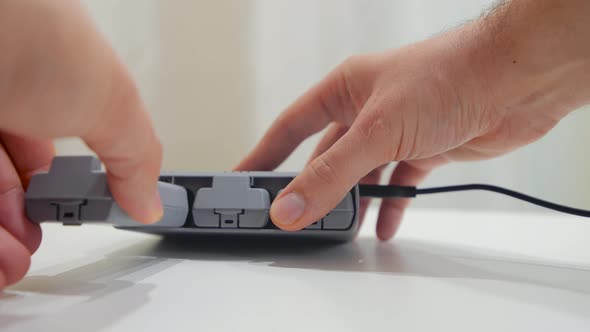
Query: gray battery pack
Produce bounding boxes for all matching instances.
[25,156,359,242]
[25,156,189,227]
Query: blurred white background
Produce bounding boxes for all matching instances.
[60,0,590,212]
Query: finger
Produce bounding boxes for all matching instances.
[0,144,42,253]
[270,117,389,231]
[306,124,349,164]
[376,156,448,241]
[358,164,388,229]
[1,133,54,188]
[235,55,374,171]
[82,62,164,224]
[305,124,384,232]
[0,226,31,288]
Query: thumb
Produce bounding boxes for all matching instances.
[271,121,390,231]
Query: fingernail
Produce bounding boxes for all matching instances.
[272,192,305,225]
[147,189,164,223]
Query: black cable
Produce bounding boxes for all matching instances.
[358,183,590,218]
[358,185,417,198]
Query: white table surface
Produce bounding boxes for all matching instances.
[1,207,589,332]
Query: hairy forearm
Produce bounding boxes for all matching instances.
[464,0,590,116]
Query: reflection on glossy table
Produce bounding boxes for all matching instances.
[1,208,589,331]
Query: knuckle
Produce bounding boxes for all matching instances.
[103,131,161,183]
[477,103,505,136]
[342,54,369,71]
[355,108,398,162]
[331,123,349,137]
[339,55,374,113]
[308,155,340,187]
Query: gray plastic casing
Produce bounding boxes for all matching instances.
[25,156,189,227]
[25,156,360,242]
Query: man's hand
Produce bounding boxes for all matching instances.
[236,0,590,239]
[0,1,163,290]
